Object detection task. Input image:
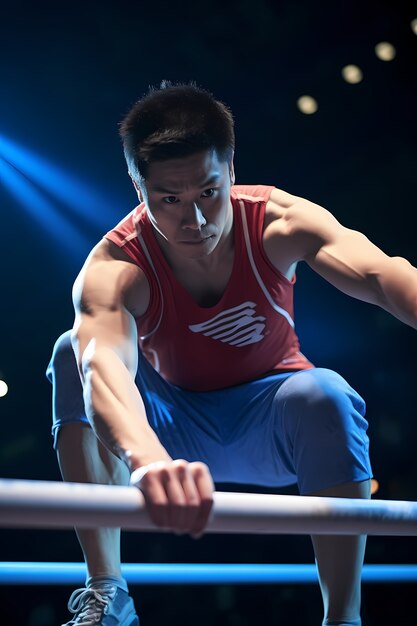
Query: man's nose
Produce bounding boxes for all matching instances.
[182,202,207,230]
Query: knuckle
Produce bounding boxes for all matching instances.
[175,468,188,481]
[172,459,190,477]
[156,466,170,481]
[173,458,188,468]
[139,471,153,486]
[190,461,209,474]
[139,462,169,484]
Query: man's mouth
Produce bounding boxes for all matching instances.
[179,235,214,245]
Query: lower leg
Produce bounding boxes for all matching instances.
[309,479,371,625]
[57,422,130,579]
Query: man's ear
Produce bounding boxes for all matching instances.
[229,157,236,186]
[136,185,144,203]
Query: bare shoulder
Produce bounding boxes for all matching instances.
[73,238,150,318]
[265,187,338,232]
[263,187,343,275]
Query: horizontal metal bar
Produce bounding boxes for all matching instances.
[2,479,417,535]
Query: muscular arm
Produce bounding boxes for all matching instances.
[265,191,417,329]
[71,241,213,534]
[305,218,417,329]
[71,243,169,470]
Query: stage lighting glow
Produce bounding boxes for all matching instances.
[297,96,318,115]
[375,42,396,61]
[0,157,90,257]
[0,135,118,231]
[0,381,8,398]
[341,65,363,84]
[411,18,417,35]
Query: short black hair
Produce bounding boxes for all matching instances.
[119,81,235,184]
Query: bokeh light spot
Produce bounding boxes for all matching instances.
[341,64,363,84]
[297,95,318,115]
[375,42,396,61]
[0,380,9,398]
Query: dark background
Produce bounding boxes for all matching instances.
[1,0,417,624]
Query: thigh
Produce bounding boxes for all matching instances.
[134,350,235,480]
[135,357,299,487]
[46,330,90,449]
[273,368,372,494]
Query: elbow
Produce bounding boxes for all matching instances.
[72,331,113,379]
[81,342,128,378]
[80,338,98,380]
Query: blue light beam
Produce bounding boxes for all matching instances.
[0,156,91,258]
[0,135,121,232]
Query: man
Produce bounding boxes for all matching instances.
[47,82,417,626]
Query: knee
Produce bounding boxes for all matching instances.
[46,330,78,384]
[51,330,73,363]
[279,368,366,434]
[277,369,371,494]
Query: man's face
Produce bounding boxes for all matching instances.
[140,149,234,260]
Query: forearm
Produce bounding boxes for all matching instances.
[377,256,417,330]
[82,346,172,471]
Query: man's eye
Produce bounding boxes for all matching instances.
[162,196,178,204]
[201,188,216,198]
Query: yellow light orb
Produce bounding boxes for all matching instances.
[0,380,8,398]
[375,41,396,61]
[411,18,417,35]
[341,64,363,84]
[297,95,318,115]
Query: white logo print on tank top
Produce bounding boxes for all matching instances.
[188,301,266,347]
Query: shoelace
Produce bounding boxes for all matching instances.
[62,584,117,625]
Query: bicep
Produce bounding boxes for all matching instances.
[72,308,138,379]
[71,268,139,379]
[305,223,391,306]
[280,199,391,305]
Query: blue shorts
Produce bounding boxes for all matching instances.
[46,331,372,494]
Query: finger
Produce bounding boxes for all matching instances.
[168,461,201,532]
[189,462,214,537]
[136,468,170,529]
[162,465,189,532]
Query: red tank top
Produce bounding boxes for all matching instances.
[105,184,313,391]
